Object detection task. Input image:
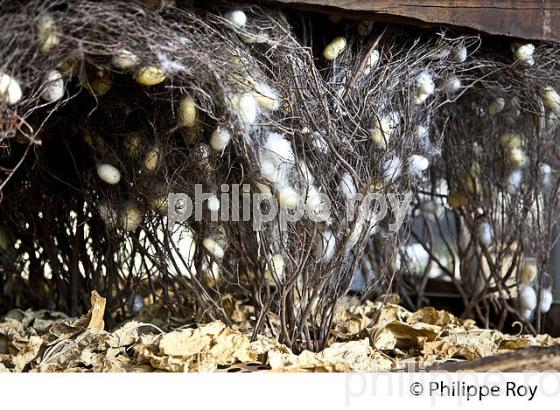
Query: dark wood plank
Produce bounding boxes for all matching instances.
[268,0,560,43]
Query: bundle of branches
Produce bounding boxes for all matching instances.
[0,0,485,351]
[402,40,560,333]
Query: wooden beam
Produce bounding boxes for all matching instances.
[268,0,560,43]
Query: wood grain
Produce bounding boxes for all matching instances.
[268,0,560,42]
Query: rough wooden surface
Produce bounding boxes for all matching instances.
[268,0,560,43]
[426,345,560,371]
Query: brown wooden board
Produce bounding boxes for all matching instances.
[267,0,560,42]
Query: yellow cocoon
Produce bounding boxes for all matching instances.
[121,203,143,232]
[124,132,143,157]
[520,263,537,284]
[541,86,560,116]
[136,66,166,86]
[85,71,112,97]
[500,133,523,149]
[144,147,160,171]
[371,112,399,149]
[448,191,468,208]
[203,237,225,259]
[323,37,347,60]
[149,194,168,215]
[98,202,118,227]
[179,95,197,127]
[0,72,22,105]
[37,15,60,54]
[266,253,285,280]
[509,147,527,168]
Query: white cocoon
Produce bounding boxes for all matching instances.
[278,186,300,209]
[311,131,330,154]
[229,92,257,125]
[298,160,315,186]
[478,222,493,246]
[207,194,220,211]
[112,49,140,69]
[203,237,225,259]
[210,127,232,151]
[224,10,247,28]
[519,284,537,310]
[443,77,461,94]
[540,163,553,189]
[317,230,336,262]
[252,82,281,111]
[121,203,143,232]
[507,170,523,194]
[410,155,430,176]
[414,71,435,104]
[41,70,64,102]
[520,308,533,321]
[0,72,22,105]
[383,156,402,183]
[338,172,357,200]
[268,254,285,279]
[540,288,553,313]
[305,186,329,221]
[453,46,468,63]
[263,132,294,165]
[97,164,121,184]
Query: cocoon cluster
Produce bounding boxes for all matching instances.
[224,10,247,28]
[210,127,232,151]
[413,71,435,105]
[41,70,64,102]
[203,237,225,259]
[97,164,121,185]
[112,49,140,70]
[371,112,399,149]
[0,72,22,105]
[36,14,60,54]
[323,36,347,60]
[513,43,535,66]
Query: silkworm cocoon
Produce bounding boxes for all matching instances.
[520,263,537,284]
[500,133,523,149]
[98,202,118,227]
[136,66,166,86]
[410,155,430,176]
[210,127,232,151]
[443,77,461,94]
[229,92,257,125]
[149,194,168,214]
[371,112,399,149]
[298,160,315,186]
[41,70,64,102]
[323,36,347,60]
[540,163,553,189]
[414,71,435,105]
[311,131,330,154]
[383,156,402,183]
[124,133,142,157]
[520,308,533,321]
[316,230,336,262]
[359,49,380,77]
[203,237,224,259]
[252,82,281,111]
[448,191,468,208]
[121,203,143,232]
[267,254,285,279]
[338,172,357,200]
[86,71,112,96]
[514,43,535,66]
[430,48,451,60]
[179,95,197,127]
[541,86,560,116]
[96,164,121,184]
[540,288,553,313]
[278,186,300,209]
[112,49,140,70]
[256,182,272,196]
[0,72,22,105]
[357,20,373,37]
[224,10,247,28]
[263,132,294,165]
[144,147,160,171]
[488,97,506,116]
[507,170,524,194]
[453,46,468,63]
[37,15,60,54]
[478,222,493,245]
[509,147,527,168]
[207,193,220,211]
[519,284,537,310]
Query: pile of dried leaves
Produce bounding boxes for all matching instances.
[0,292,558,372]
